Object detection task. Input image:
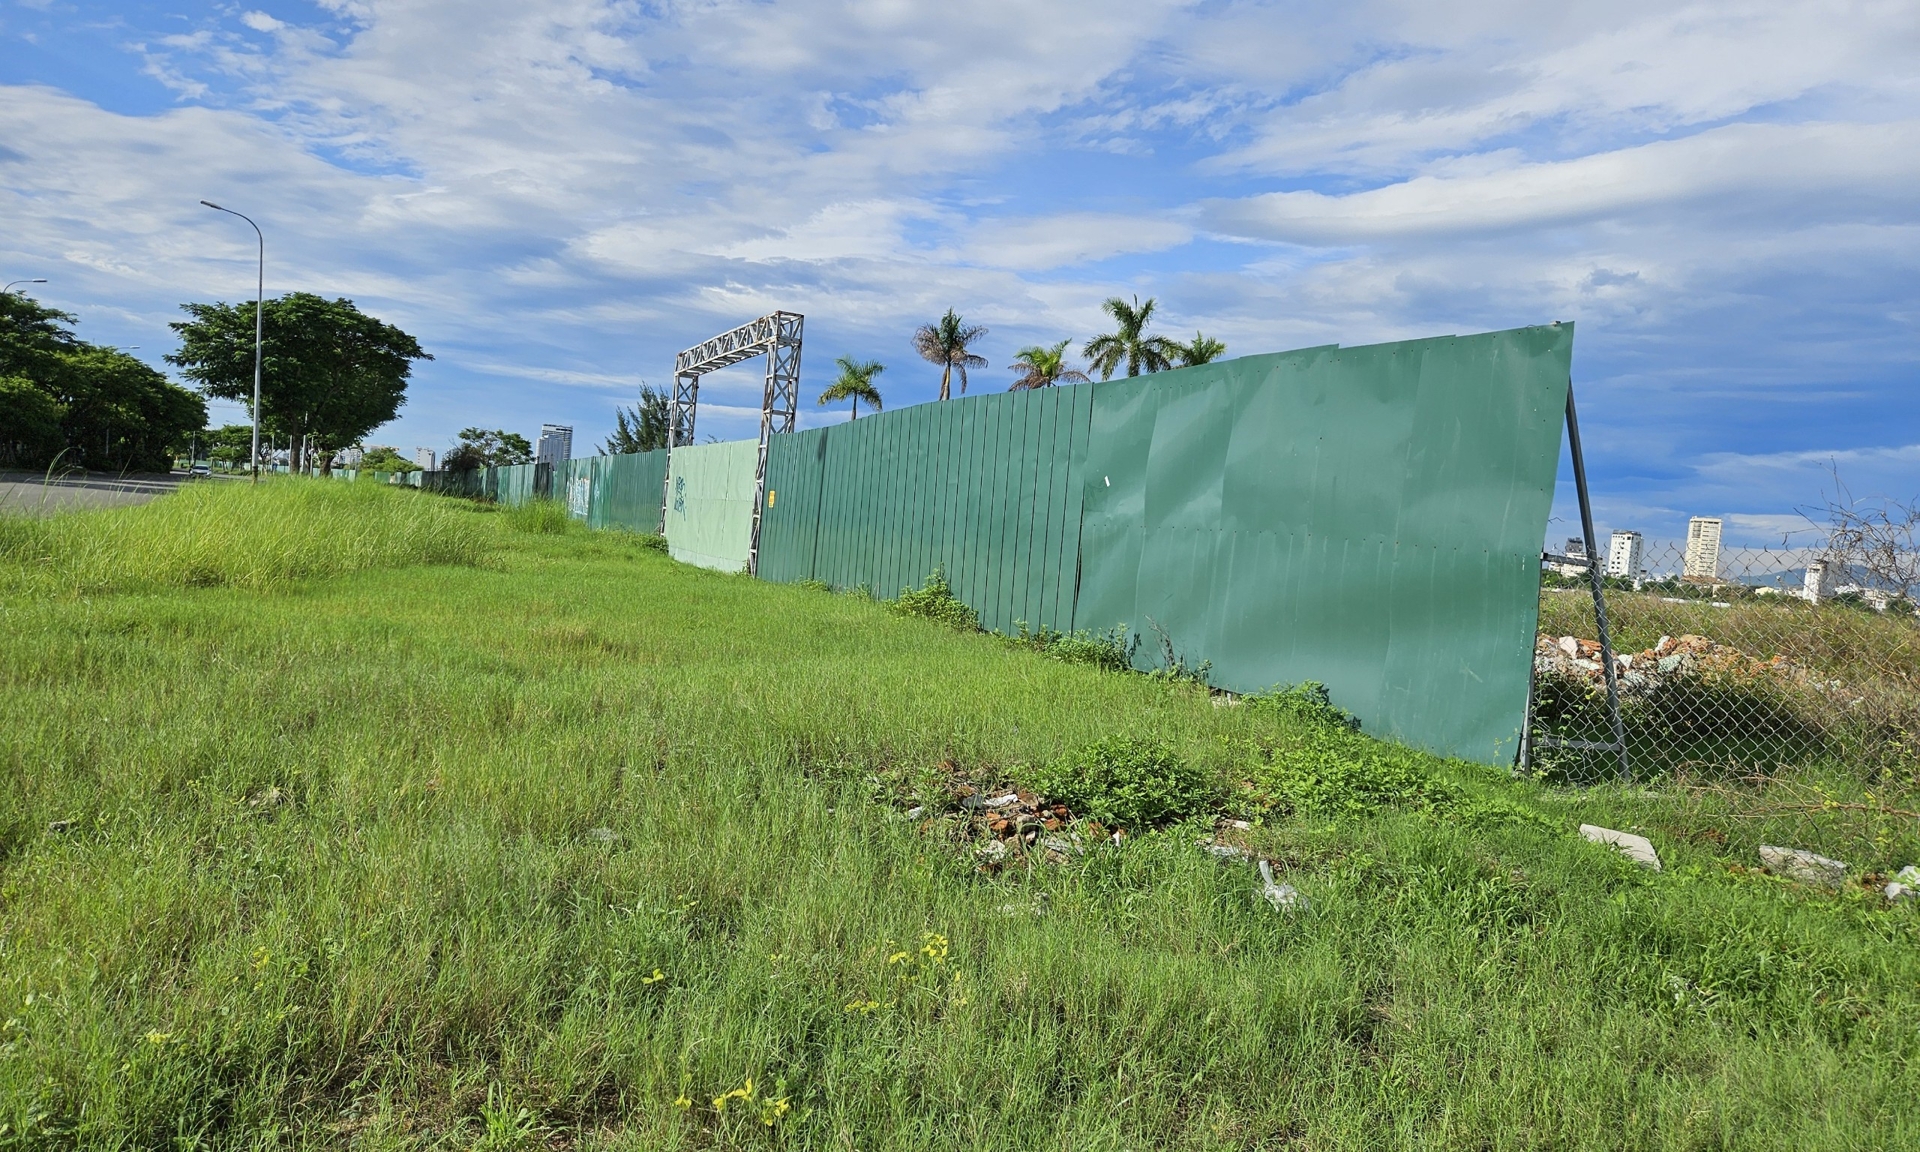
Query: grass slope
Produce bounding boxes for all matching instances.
[1,482,1916,1150]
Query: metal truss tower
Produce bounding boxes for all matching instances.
[664,310,805,575]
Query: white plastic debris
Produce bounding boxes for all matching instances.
[1759,844,1848,888]
[975,840,1009,864]
[1200,842,1251,861]
[905,806,925,820]
[1882,864,1919,902]
[1257,860,1306,911]
[1579,824,1662,871]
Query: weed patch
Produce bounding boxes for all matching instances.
[1025,736,1214,829]
[1004,621,1135,672]
[886,569,979,631]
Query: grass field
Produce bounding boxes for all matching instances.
[3,481,1918,1150]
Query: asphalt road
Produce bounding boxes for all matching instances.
[0,470,200,517]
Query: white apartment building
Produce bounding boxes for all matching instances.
[1802,559,1838,603]
[1683,517,1722,582]
[1606,530,1642,579]
[536,424,574,466]
[413,447,436,470]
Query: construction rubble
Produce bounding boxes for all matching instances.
[1534,633,1800,693]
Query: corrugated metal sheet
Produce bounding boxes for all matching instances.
[551,450,667,531]
[756,384,1093,633]
[1074,324,1572,763]
[665,440,758,572]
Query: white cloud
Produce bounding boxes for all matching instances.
[0,0,1914,496]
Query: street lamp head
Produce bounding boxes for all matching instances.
[200,199,223,210]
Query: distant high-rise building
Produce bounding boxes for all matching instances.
[414,447,436,470]
[1683,517,1723,582]
[1803,558,1837,603]
[339,447,364,468]
[1606,530,1642,578]
[537,424,573,466]
[1564,537,1588,560]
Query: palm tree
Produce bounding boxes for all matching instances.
[1083,295,1180,380]
[1007,339,1092,390]
[1176,332,1227,367]
[912,308,989,401]
[819,356,885,420]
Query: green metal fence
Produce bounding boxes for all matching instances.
[664,440,758,572]
[759,382,1093,634]
[367,324,1571,764]
[1073,327,1571,764]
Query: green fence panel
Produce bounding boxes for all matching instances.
[491,463,539,507]
[589,449,668,532]
[760,431,831,583]
[753,384,1094,634]
[665,440,758,572]
[1075,324,1572,764]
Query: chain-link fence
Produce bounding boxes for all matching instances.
[1528,538,1920,874]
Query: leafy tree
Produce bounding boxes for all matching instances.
[168,292,431,474]
[1,292,206,471]
[912,308,988,401]
[1083,296,1179,380]
[1175,332,1227,367]
[0,375,65,467]
[603,385,671,453]
[1008,340,1091,390]
[444,427,532,472]
[355,445,420,473]
[818,356,884,419]
[203,424,256,470]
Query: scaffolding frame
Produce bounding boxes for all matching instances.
[662,311,804,575]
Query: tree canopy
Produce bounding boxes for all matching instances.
[912,309,988,401]
[603,385,671,454]
[355,445,420,473]
[819,357,884,419]
[444,428,532,472]
[1083,296,1180,380]
[1008,340,1091,390]
[168,293,430,473]
[1,292,206,472]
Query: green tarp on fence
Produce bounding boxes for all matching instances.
[1072,325,1572,763]
[665,439,758,572]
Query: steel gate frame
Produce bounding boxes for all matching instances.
[662,310,804,574]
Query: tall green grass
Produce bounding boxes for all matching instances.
[0,478,485,595]
[1,486,1916,1148]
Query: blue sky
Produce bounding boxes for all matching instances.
[3,0,1915,546]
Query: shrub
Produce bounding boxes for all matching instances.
[635,533,669,553]
[888,570,979,631]
[1026,736,1214,829]
[1246,682,1360,731]
[1006,621,1135,672]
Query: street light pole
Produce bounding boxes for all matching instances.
[200,201,265,484]
[4,278,47,293]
